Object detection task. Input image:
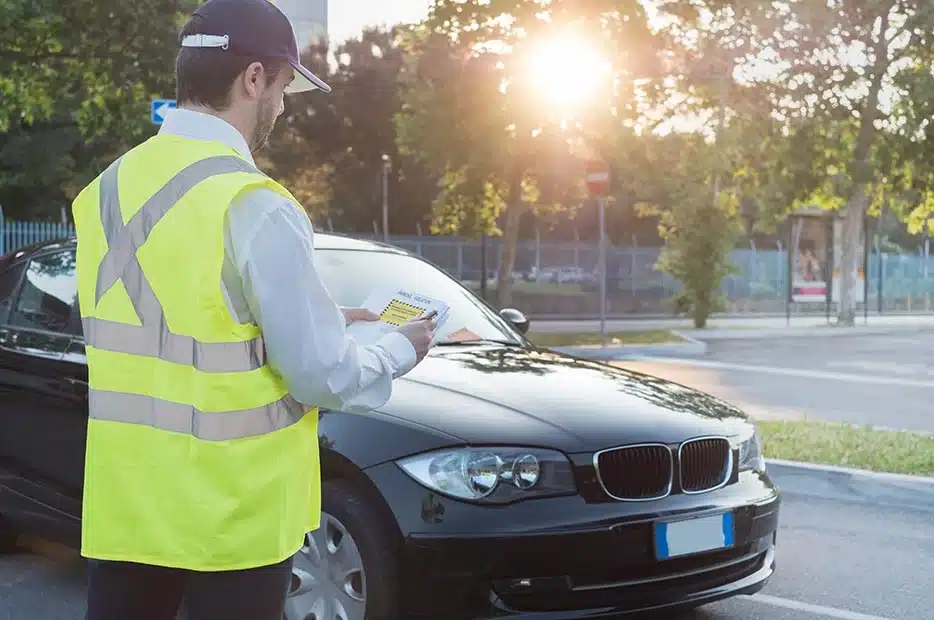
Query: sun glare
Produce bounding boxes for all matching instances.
[524,37,612,109]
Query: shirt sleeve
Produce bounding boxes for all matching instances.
[224,187,417,413]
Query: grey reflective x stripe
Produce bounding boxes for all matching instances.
[89,389,307,441]
[85,155,266,373]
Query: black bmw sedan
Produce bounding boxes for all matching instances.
[0,235,779,620]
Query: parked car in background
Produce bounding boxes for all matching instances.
[0,235,779,620]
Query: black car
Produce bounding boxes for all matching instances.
[0,235,779,620]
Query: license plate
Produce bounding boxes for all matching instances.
[654,512,734,560]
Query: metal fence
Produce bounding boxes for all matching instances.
[0,217,75,257]
[351,235,934,316]
[4,220,934,316]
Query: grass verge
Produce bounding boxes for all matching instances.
[758,419,934,477]
[529,329,684,348]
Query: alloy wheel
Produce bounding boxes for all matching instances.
[285,511,367,620]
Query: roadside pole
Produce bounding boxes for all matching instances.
[598,197,607,343]
[585,159,611,346]
[480,232,488,301]
[381,154,391,242]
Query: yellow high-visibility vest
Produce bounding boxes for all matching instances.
[72,133,320,571]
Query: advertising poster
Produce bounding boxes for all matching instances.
[790,216,830,303]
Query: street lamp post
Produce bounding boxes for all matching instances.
[381,154,391,242]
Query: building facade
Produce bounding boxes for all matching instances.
[274,0,327,50]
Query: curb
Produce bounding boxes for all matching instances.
[765,458,934,510]
[767,458,934,484]
[551,334,707,360]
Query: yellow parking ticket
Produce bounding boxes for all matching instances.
[344,285,451,346]
[379,299,425,326]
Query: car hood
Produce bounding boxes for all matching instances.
[377,344,750,454]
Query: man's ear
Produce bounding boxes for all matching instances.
[242,61,265,99]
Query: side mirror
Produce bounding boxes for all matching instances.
[499,308,530,335]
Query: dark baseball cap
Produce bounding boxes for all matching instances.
[180,0,331,94]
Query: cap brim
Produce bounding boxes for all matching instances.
[286,60,331,94]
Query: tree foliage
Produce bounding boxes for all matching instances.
[266,27,441,234]
[656,0,934,323]
[397,0,660,306]
[0,0,195,218]
[627,128,742,327]
[8,0,934,322]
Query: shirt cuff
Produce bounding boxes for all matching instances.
[377,331,418,377]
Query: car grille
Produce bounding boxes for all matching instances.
[679,437,732,493]
[594,444,673,501]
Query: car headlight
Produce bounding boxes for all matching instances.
[396,447,578,503]
[734,424,766,472]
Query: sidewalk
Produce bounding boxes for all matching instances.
[531,314,934,339]
[536,314,934,360]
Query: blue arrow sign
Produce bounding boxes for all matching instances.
[150,98,177,125]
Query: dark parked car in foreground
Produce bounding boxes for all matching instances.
[0,235,779,620]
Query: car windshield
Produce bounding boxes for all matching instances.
[314,247,524,345]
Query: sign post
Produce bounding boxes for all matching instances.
[150,98,177,125]
[586,159,611,344]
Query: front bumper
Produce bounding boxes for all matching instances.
[366,462,780,619]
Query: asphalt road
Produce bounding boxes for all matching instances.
[618,332,934,432]
[1,477,930,620]
[4,333,932,619]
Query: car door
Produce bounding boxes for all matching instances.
[0,247,86,521]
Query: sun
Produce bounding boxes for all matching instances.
[523,36,613,109]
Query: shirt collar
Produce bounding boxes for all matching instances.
[157,108,256,166]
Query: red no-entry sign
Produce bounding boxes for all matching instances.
[585,159,611,197]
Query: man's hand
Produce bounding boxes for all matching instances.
[341,307,380,325]
[396,316,436,364]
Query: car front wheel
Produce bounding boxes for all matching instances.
[285,480,401,620]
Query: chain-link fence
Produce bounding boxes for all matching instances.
[359,235,934,317]
[5,219,934,317]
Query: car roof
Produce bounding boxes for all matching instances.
[1,232,413,262]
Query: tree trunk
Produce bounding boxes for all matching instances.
[837,189,868,325]
[838,9,889,324]
[496,177,525,309]
[693,294,709,329]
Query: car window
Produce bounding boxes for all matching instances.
[0,262,25,325]
[314,248,522,344]
[9,250,79,335]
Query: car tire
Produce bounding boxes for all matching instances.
[0,516,20,554]
[285,479,402,620]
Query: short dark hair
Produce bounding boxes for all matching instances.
[175,16,288,110]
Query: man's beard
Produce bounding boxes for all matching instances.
[249,96,277,153]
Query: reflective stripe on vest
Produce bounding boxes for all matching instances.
[89,389,306,442]
[86,154,306,441]
[86,155,262,373]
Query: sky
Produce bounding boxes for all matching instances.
[329,0,431,44]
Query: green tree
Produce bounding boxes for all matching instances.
[633,132,741,327]
[1,0,195,219]
[266,27,438,234]
[659,0,934,324]
[397,0,659,308]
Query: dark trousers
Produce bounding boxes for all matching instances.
[85,555,294,620]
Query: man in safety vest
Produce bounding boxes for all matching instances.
[72,1,436,618]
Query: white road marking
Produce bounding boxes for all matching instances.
[626,357,934,389]
[745,593,895,620]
